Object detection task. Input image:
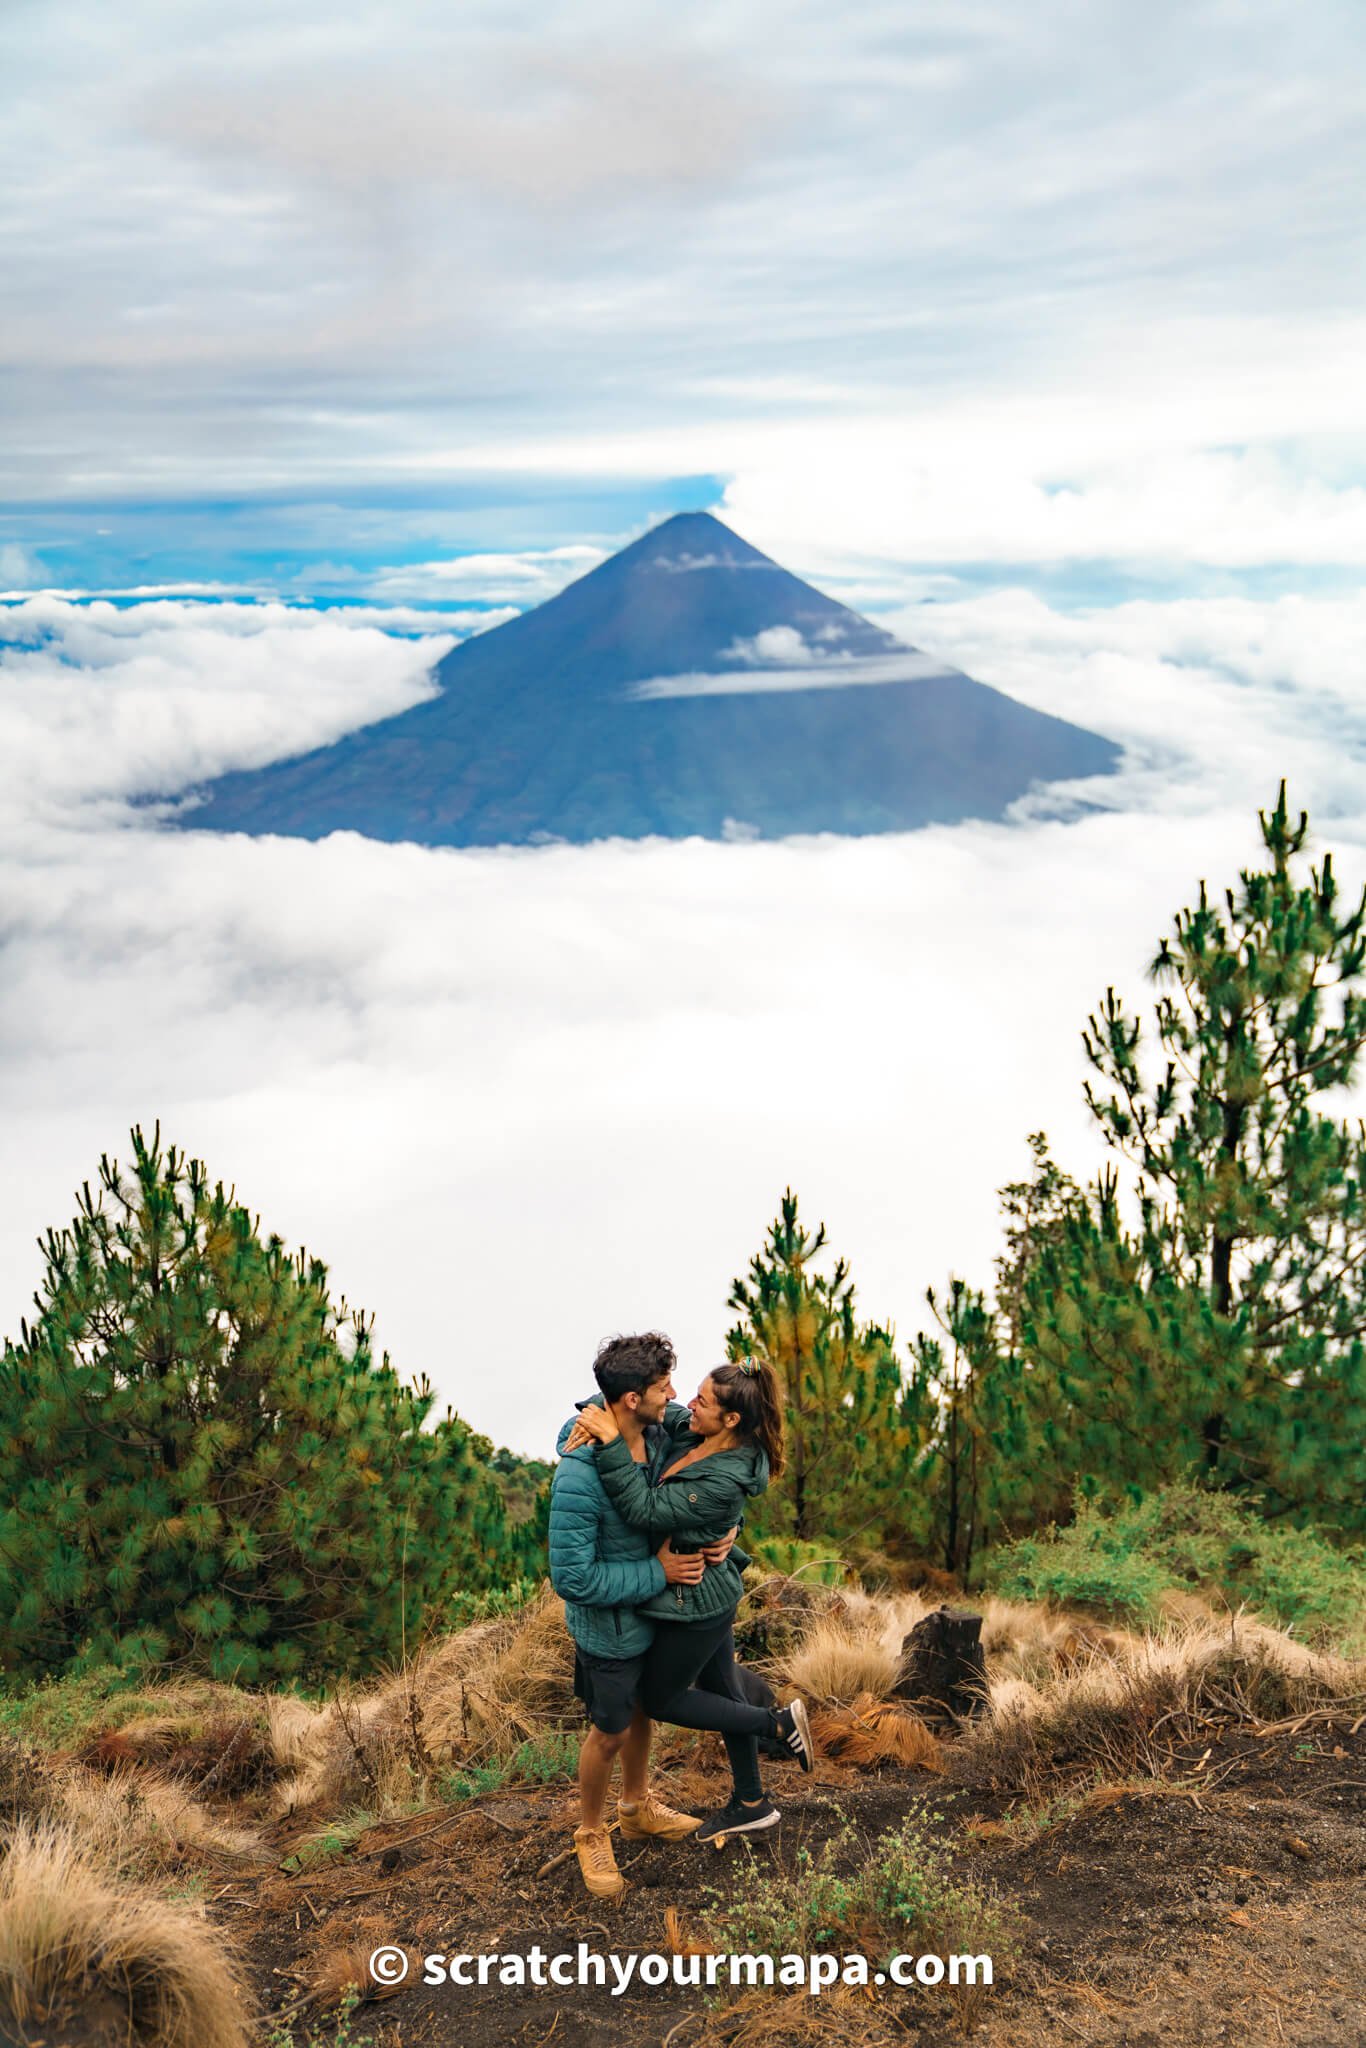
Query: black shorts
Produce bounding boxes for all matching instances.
[573,1648,645,1735]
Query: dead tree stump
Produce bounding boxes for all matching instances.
[890,1605,989,1727]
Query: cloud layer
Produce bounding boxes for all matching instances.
[3,590,1363,1454]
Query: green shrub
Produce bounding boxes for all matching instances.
[986,1530,1168,1623]
[0,1665,274,1749]
[988,1484,1366,1649]
[0,1666,158,1748]
[443,1579,542,1632]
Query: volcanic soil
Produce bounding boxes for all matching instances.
[218,1711,1365,2048]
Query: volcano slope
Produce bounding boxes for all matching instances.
[2,1580,1362,2048]
[184,513,1121,846]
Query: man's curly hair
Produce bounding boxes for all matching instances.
[592,1331,676,1403]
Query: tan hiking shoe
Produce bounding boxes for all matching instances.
[617,1793,703,1842]
[574,1824,624,1899]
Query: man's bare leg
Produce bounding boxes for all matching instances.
[617,1704,651,1806]
[577,1725,626,1831]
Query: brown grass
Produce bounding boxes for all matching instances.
[1,1729,258,1876]
[0,1821,252,2048]
[56,1766,260,1871]
[694,1985,910,2046]
[808,1693,947,1770]
[301,1931,415,2013]
[270,1584,578,1813]
[956,1614,1366,1794]
[86,1713,277,1798]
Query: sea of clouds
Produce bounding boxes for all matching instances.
[2,588,1364,1453]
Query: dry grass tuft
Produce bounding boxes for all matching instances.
[956,1613,1366,1794]
[87,1713,277,1799]
[838,1587,939,1648]
[695,1985,908,2046]
[420,1583,576,1755]
[270,1585,578,1813]
[0,1820,252,2048]
[808,1693,946,1771]
[2,1729,258,1876]
[78,1777,260,1875]
[774,1615,900,1706]
[263,1694,330,1777]
[303,1942,388,2010]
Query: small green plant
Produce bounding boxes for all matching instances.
[439,1728,580,1804]
[162,1872,210,1905]
[864,1810,950,1936]
[444,1579,541,1631]
[708,1808,1021,2022]
[266,1987,378,2048]
[989,1787,1089,1843]
[745,1537,848,1586]
[278,1808,376,1875]
[709,1829,859,1953]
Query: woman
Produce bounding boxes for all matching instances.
[566,1359,814,1842]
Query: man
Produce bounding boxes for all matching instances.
[549,1331,728,1899]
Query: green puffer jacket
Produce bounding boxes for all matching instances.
[593,1405,769,1626]
[548,1424,666,1659]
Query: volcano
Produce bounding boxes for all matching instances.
[185,512,1120,844]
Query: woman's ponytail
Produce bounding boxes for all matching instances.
[711,1358,786,1480]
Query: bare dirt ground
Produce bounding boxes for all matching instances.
[218,1713,1365,2048]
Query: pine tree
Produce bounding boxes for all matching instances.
[1026,788,1366,1529]
[908,1280,996,1579]
[995,1134,1081,1355]
[0,1128,518,1683]
[1008,1167,1222,1508]
[905,1133,1093,1575]
[726,1190,932,1555]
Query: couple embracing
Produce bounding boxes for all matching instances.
[548,1331,815,1900]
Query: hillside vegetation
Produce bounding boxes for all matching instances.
[0,1526,1361,2045]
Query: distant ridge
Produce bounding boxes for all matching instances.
[185,512,1121,845]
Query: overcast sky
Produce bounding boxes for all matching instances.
[3,2,1366,1454]
[4,0,1366,592]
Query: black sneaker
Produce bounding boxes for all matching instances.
[695,1796,780,1842]
[773,1698,815,1772]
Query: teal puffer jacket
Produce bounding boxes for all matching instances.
[548,1438,666,1659]
[593,1407,769,1627]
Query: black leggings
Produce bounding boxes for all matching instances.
[641,1615,772,1803]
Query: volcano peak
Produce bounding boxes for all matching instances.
[183,515,1121,846]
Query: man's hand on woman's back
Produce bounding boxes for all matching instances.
[657,1539,707,1586]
